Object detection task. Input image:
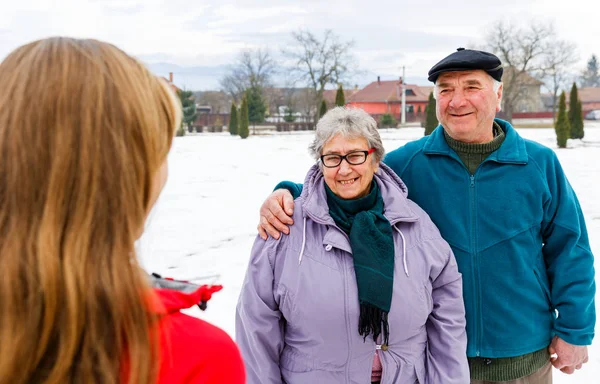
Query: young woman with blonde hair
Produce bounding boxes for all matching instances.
[0,37,245,384]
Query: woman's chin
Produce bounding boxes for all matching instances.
[339,187,369,200]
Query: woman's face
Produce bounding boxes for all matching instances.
[321,134,378,200]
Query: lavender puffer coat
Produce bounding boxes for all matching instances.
[236,163,469,383]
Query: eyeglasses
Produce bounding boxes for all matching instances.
[320,148,375,168]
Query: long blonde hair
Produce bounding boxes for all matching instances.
[0,37,181,383]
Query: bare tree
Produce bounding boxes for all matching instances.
[295,88,317,122]
[284,29,355,121]
[262,87,284,120]
[282,86,296,116]
[219,49,278,103]
[219,74,246,104]
[261,83,298,122]
[540,41,578,122]
[261,84,317,123]
[486,21,558,122]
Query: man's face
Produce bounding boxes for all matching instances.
[435,70,503,144]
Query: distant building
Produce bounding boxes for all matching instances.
[543,87,600,116]
[577,87,600,113]
[540,93,555,112]
[162,72,181,94]
[346,77,432,122]
[322,87,360,107]
[194,90,231,114]
[501,67,544,113]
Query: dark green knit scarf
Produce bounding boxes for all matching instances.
[324,181,395,345]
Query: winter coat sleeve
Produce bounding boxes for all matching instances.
[541,155,596,346]
[236,236,285,384]
[424,238,470,384]
[181,317,246,384]
[273,180,303,200]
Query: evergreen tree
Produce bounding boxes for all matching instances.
[572,100,585,139]
[239,96,250,139]
[581,54,600,87]
[228,102,238,135]
[379,113,396,128]
[567,83,585,139]
[424,92,438,136]
[283,107,296,122]
[568,83,578,136]
[554,91,569,148]
[178,90,197,132]
[246,86,266,126]
[335,85,345,106]
[319,100,327,119]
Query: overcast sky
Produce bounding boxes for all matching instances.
[1,0,598,90]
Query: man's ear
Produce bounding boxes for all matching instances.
[496,83,503,112]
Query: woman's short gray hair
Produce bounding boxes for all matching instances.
[309,106,385,165]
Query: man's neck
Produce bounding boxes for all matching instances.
[444,123,503,149]
[443,123,505,174]
[445,123,497,144]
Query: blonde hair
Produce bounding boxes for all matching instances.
[0,37,181,384]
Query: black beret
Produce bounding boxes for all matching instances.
[428,48,503,83]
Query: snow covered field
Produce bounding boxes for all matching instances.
[139,122,600,383]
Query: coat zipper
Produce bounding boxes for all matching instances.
[469,174,482,357]
[442,147,500,358]
[304,201,414,380]
[377,344,400,384]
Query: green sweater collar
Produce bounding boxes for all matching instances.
[443,122,506,174]
[443,122,505,154]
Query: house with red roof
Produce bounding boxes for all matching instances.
[162,72,181,94]
[346,77,432,122]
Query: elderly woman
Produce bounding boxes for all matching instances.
[236,107,469,384]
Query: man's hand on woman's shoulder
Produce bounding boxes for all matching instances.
[258,189,295,240]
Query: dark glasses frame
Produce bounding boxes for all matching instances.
[320,148,376,168]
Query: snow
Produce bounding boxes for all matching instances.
[138,122,600,383]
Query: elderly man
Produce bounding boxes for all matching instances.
[256,48,595,383]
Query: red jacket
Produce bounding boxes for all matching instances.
[154,288,246,383]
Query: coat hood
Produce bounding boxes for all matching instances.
[149,273,223,314]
